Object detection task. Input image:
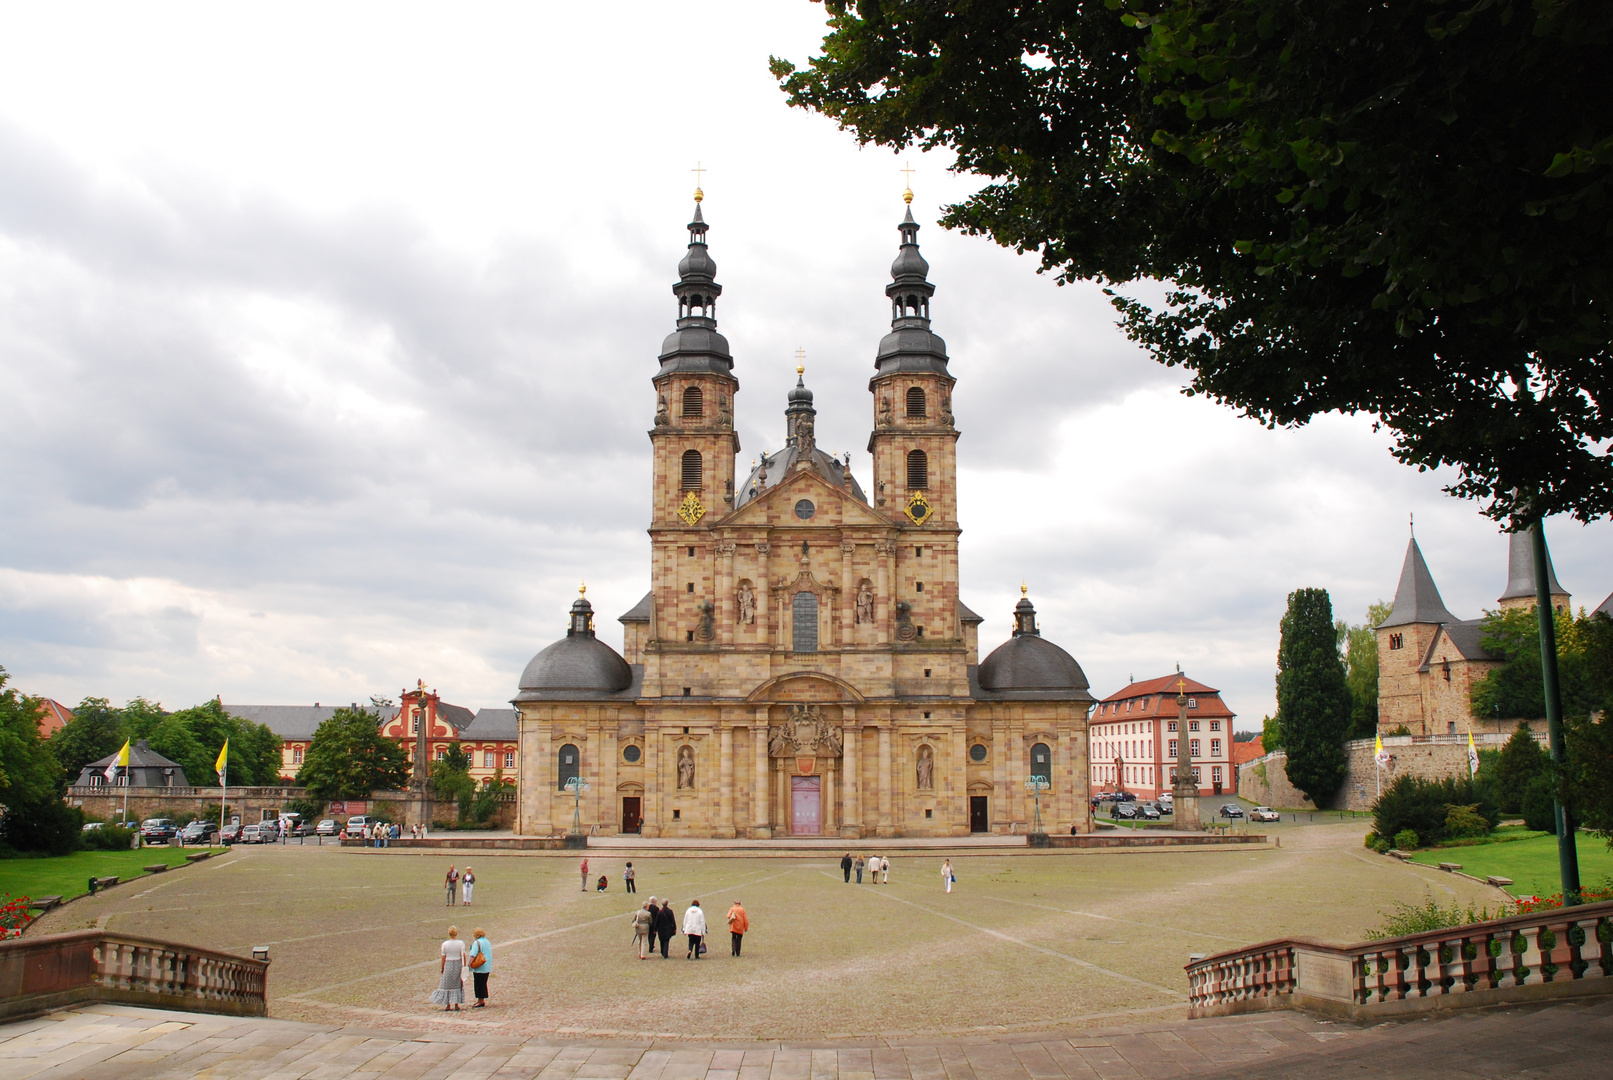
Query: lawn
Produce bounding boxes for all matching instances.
[1408,830,1613,897]
[0,846,207,910]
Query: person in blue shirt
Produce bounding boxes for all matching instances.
[467,929,492,1008]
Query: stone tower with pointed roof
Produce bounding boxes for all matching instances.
[512,196,1095,839]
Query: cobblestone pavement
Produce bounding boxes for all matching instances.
[2,999,1608,1080]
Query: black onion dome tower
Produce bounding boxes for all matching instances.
[977,588,1093,699]
[517,588,633,697]
[658,199,733,378]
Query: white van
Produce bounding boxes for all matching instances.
[344,815,371,836]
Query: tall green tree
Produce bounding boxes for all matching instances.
[1472,605,1613,720]
[1493,722,1550,815]
[1276,587,1352,804]
[773,1,1613,525]
[428,743,476,820]
[0,666,77,854]
[47,697,126,781]
[1338,601,1390,741]
[296,707,411,801]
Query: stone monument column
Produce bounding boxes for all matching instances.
[410,689,431,829]
[1172,679,1202,831]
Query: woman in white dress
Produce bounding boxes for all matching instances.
[941,859,953,893]
[430,926,467,1011]
[461,867,475,906]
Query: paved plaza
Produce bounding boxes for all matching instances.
[22,822,1507,1041]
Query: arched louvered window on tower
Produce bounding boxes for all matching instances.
[907,449,928,490]
[906,386,927,418]
[682,385,703,418]
[681,449,703,490]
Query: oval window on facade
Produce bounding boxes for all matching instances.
[794,499,815,519]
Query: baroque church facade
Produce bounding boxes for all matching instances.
[513,193,1095,838]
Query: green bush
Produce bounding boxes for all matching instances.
[1393,827,1420,850]
[1371,835,1392,853]
[1367,897,1508,940]
[81,825,135,851]
[1373,773,1500,848]
[0,796,83,855]
[1522,774,1559,833]
[1444,803,1493,839]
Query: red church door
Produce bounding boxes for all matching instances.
[790,777,821,836]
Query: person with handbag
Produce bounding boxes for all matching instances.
[466,928,492,1008]
[682,899,707,960]
[725,899,748,957]
[941,858,954,894]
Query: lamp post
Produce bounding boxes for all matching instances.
[565,776,591,835]
[1530,520,1581,904]
[1024,775,1050,835]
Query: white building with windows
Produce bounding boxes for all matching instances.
[1089,674,1236,799]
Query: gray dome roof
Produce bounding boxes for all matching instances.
[518,634,633,693]
[978,634,1090,692]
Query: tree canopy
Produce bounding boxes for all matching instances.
[773,0,1613,525]
[0,665,78,854]
[1471,605,1613,720]
[296,707,411,801]
[1276,587,1351,803]
[48,696,283,787]
[1339,600,1390,741]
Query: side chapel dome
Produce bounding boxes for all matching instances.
[977,594,1090,692]
[518,594,633,694]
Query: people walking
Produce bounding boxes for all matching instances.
[461,867,475,906]
[854,854,865,884]
[840,852,853,882]
[624,861,636,893]
[655,898,676,958]
[632,902,654,959]
[881,856,891,884]
[941,858,953,893]
[444,865,459,906]
[726,899,748,957]
[682,900,707,959]
[579,857,589,892]
[429,926,467,1011]
[467,928,492,1008]
[866,855,882,883]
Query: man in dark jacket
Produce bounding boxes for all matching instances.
[655,899,677,958]
[840,852,853,882]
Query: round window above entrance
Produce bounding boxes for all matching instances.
[794,499,815,519]
[969,743,988,762]
[622,744,641,763]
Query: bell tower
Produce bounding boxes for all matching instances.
[648,189,739,657]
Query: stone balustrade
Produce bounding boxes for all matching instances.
[1188,898,1613,1019]
[0,930,267,1022]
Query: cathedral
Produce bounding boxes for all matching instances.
[512,191,1095,838]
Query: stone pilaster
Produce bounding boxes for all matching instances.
[752,706,771,838]
[718,725,736,838]
[840,711,861,837]
[877,723,894,835]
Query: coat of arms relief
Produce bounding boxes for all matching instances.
[767,704,843,759]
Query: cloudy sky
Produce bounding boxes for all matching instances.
[1,3,1607,729]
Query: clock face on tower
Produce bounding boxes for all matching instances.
[677,490,706,525]
[904,490,933,526]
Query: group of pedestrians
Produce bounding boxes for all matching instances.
[430,925,492,1011]
[630,897,747,959]
[442,864,476,905]
[840,853,892,884]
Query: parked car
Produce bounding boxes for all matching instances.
[1113,802,1140,820]
[1140,803,1162,820]
[82,821,105,832]
[140,818,178,842]
[1249,806,1281,822]
[315,819,339,836]
[1219,804,1246,820]
[220,822,244,844]
[179,820,218,844]
[344,815,371,837]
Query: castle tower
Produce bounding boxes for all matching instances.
[1496,530,1571,613]
[867,192,963,646]
[648,192,740,658]
[1376,537,1457,735]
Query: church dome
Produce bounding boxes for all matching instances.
[518,596,633,694]
[977,595,1090,692]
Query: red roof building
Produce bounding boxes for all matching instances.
[35,699,73,738]
[1089,674,1237,798]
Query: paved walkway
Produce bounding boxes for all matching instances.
[3,999,1608,1080]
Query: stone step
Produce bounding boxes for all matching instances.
[1438,861,1463,872]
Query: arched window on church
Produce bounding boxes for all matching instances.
[682,385,703,418]
[681,449,703,490]
[907,449,928,490]
[1031,742,1051,785]
[792,592,819,654]
[558,743,579,791]
[906,386,927,418]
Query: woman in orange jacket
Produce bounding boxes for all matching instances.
[726,900,749,957]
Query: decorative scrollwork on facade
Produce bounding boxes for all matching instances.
[767,703,844,759]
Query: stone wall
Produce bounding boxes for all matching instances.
[1236,732,1537,811]
[66,786,514,829]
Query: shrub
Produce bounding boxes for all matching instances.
[0,895,31,937]
[1373,773,1500,848]
[1444,803,1493,840]
[1393,828,1420,850]
[1521,774,1559,833]
[82,824,136,851]
[1371,835,1392,853]
[0,796,82,855]
[1366,896,1508,939]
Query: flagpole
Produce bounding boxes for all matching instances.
[219,762,227,849]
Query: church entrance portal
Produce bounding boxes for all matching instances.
[790,776,821,835]
[970,796,988,833]
[621,797,642,834]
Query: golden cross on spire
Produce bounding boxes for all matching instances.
[1020,580,1028,596]
[1175,675,1187,695]
[692,161,706,202]
[901,161,915,204]
[579,580,587,596]
[795,346,806,375]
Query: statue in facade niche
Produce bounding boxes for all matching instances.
[855,581,874,625]
[878,395,893,427]
[655,394,670,427]
[916,745,934,790]
[737,582,756,624]
[677,745,695,789]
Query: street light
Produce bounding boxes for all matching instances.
[564,775,591,835]
[1024,775,1050,834]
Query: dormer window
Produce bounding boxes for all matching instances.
[682,386,704,418]
[906,386,927,418]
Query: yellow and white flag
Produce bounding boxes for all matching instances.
[1468,730,1480,778]
[215,739,229,777]
[103,739,130,782]
[1374,733,1390,767]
